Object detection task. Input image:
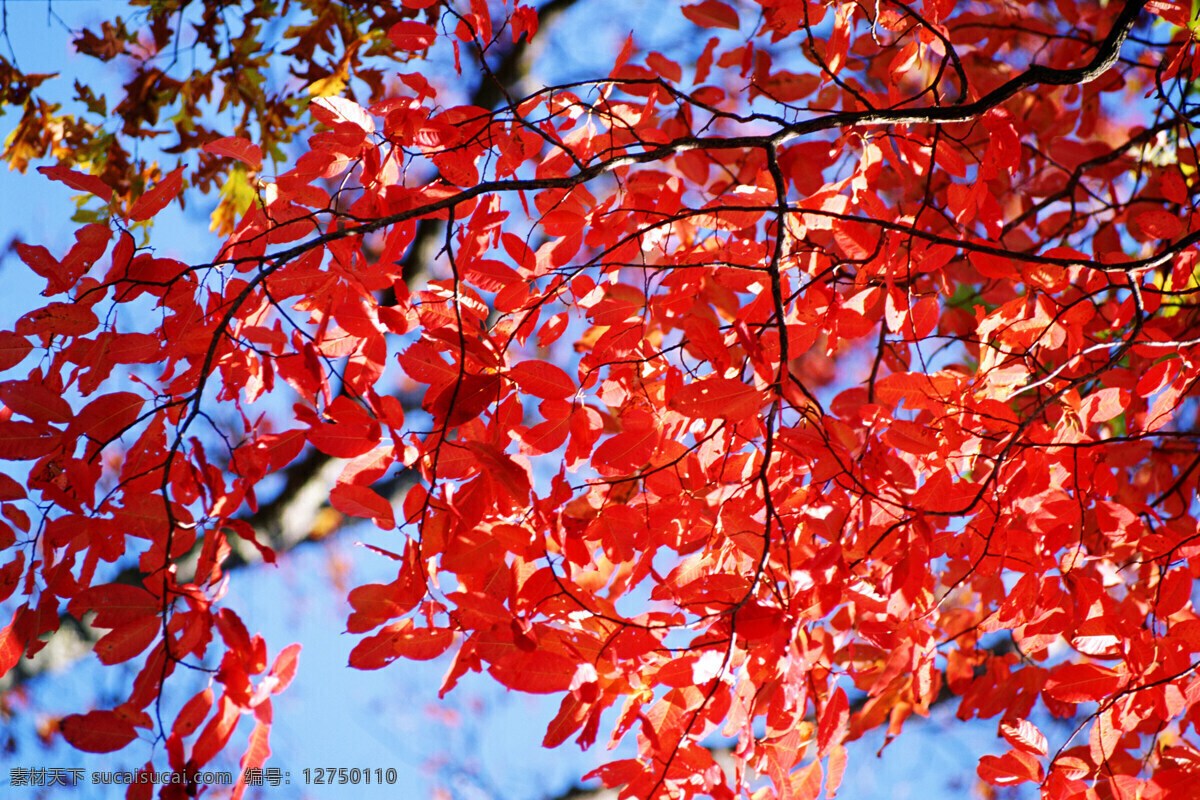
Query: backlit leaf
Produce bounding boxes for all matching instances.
[668,377,763,420]
[128,167,185,222]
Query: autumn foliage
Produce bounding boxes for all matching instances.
[4,0,1200,797]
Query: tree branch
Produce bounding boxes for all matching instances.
[0,0,582,694]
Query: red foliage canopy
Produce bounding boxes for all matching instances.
[4,0,1200,797]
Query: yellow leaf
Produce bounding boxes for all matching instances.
[307,74,347,98]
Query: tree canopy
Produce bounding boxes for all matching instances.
[3,0,1200,797]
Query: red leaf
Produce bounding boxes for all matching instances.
[347,570,425,634]
[311,96,375,135]
[389,20,438,50]
[883,419,940,455]
[0,473,25,502]
[466,441,531,501]
[543,693,587,748]
[70,391,145,445]
[215,607,254,661]
[0,620,24,676]
[487,648,575,693]
[977,750,1044,786]
[60,710,138,753]
[203,136,263,170]
[757,70,819,103]
[681,1,740,29]
[0,332,31,370]
[1137,359,1178,397]
[399,341,457,385]
[349,620,453,669]
[16,243,62,287]
[340,444,398,486]
[126,764,154,800]
[668,377,763,420]
[428,373,502,428]
[1043,662,1123,704]
[107,333,163,364]
[68,584,159,628]
[94,616,160,665]
[0,379,73,424]
[225,519,277,565]
[593,409,660,474]
[1079,387,1127,424]
[235,721,272,800]
[16,302,99,338]
[172,688,214,739]
[0,420,59,460]
[584,759,643,789]
[1131,207,1183,240]
[522,414,571,455]
[308,421,379,458]
[509,360,576,399]
[874,371,962,409]
[817,686,849,756]
[330,483,396,529]
[191,694,239,768]
[127,167,185,222]
[910,296,939,339]
[1000,717,1048,757]
[267,643,302,694]
[37,164,113,199]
